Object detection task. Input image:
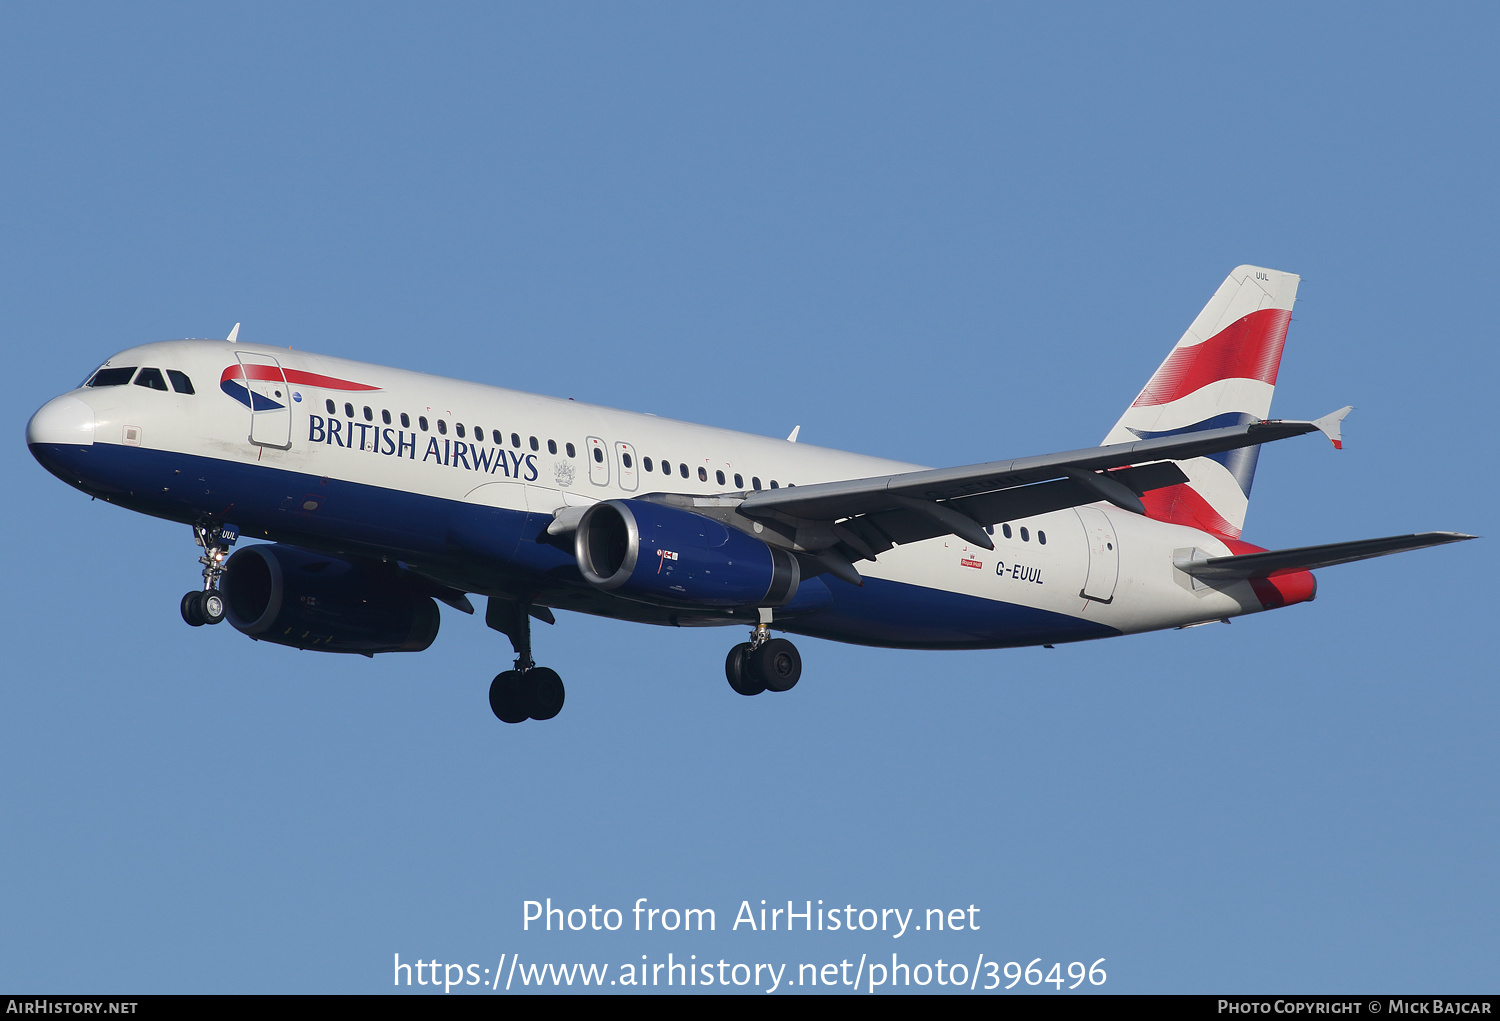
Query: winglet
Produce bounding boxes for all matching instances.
[227,323,241,344]
[787,425,800,443]
[1312,406,1353,449]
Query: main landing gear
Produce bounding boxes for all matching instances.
[180,523,235,627]
[485,597,565,724]
[725,609,802,696]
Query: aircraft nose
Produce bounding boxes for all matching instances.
[27,394,95,447]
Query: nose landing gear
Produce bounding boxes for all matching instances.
[725,609,802,696]
[180,523,235,627]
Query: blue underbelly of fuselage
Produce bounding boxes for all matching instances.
[29,440,1119,650]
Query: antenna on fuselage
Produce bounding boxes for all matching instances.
[227,323,241,344]
[786,425,800,443]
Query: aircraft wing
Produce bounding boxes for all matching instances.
[1176,532,1477,581]
[725,412,1350,582]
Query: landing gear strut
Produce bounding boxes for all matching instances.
[180,523,235,627]
[486,597,565,723]
[725,608,802,696]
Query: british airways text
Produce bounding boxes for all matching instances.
[306,414,539,480]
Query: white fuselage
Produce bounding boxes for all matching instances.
[31,339,1272,649]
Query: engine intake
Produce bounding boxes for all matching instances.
[575,499,799,608]
[221,544,440,654]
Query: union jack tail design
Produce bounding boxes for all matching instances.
[1102,265,1300,540]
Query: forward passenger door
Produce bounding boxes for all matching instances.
[236,352,292,450]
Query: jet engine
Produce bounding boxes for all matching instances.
[220,544,441,654]
[574,499,799,608]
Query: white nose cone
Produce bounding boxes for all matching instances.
[27,394,95,446]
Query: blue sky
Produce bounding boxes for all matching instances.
[2,3,1493,994]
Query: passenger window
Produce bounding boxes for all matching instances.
[492,430,503,444]
[548,439,557,454]
[734,474,743,489]
[679,464,689,479]
[134,368,169,391]
[344,403,354,418]
[643,457,653,472]
[437,419,447,435]
[661,461,671,474]
[167,370,195,394]
[698,467,708,482]
[326,399,336,414]
[1002,524,1012,539]
[622,452,633,468]
[382,410,391,425]
[752,477,761,491]
[511,433,521,448]
[770,480,779,489]
[87,367,137,387]
[716,470,725,485]
[593,447,604,463]
[1020,527,1030,542]
[529,436,538,451]
[419,417,429,432]
[1038,530,1047,545]
[363,406,373,421]
[401,413,410,428]
[985,525,994,536]
[566,443,576,458]
[455,423,465,438]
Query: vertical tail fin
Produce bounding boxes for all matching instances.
[1103,265,1299,539]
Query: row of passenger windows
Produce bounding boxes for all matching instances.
[323,399,576,457]
[622,452,784,491]
[984,522,1047,544]
[321,399,791,489]
[86,366,195,394]
[77,376,788,487]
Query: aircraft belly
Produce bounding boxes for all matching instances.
[36,440,1133,649]
[784,575,1118,649]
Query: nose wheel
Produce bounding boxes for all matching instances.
[180,523,235,627]
[725,613,801,696]
[180,589,227,627]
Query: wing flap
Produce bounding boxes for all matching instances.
[847,464,1188,550]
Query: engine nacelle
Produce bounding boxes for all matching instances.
[221,544,441,654]
[574,499,800,608]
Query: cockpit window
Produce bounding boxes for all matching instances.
[134,367,169,391]
[87,367,137,387]
[167,370,195,394]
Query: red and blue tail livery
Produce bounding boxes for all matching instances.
[26,267,1474,723]
[1103,266,1300,540]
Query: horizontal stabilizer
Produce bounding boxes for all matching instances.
[1177,532,1476,580]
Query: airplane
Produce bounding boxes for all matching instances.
[25,265,1473,724]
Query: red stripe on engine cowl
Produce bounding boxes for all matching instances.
[1131,307,1292,407]
[220,365,380,391]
